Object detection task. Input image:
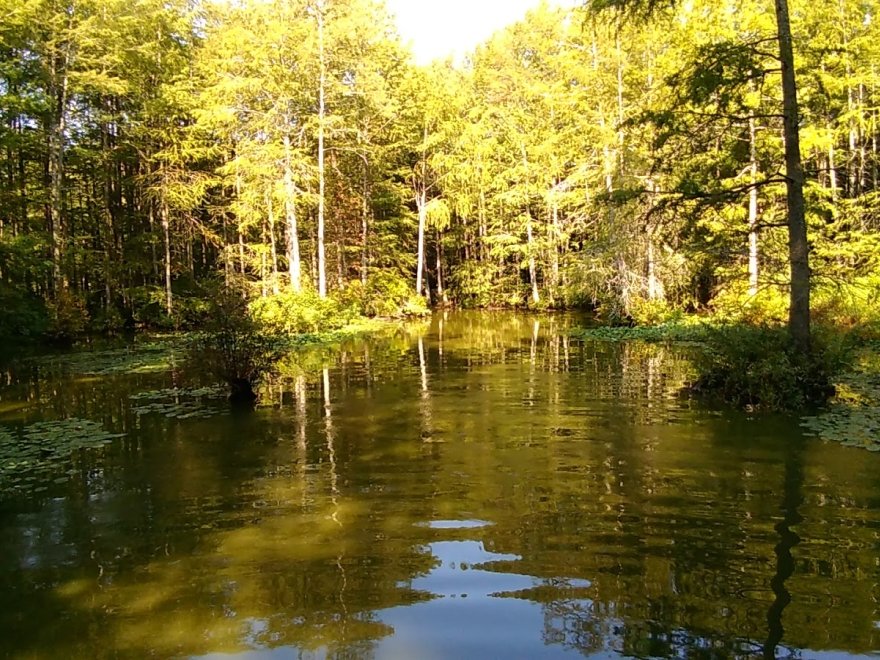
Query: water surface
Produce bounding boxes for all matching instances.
[1,312,879,659]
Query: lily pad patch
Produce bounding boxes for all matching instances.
[130,386,226,419]
[0,418,125,498]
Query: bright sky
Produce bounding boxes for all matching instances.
[386,0,571,65]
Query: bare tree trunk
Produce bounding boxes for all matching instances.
[316,0,327,298]
[436,228,447,305]
[527,213,539,305]
[416,189,427,295]
[266,187,279,294]
[415,123,429,297]
[775,0,811,354]
[646,236,662,301]
[615,30,625,175]
[238,230,245,275]
[260,217,268,298]
[550,193,560,299]
[361,156,369,285]
[828,138,839,199]
[161,202,172,316]
[49,43,72,294]
[221,209,230,287]
[748,117,760,297]
[283,133,302,291]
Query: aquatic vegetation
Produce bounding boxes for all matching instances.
[0,418,125,497]
[571,321,711,344]
[801,346,880,451]
[130,386,227,419]
[30,338,186,376]
[575,321,847,411]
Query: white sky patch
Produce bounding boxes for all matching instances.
[386,0,574,65]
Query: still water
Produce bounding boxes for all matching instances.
[0,312,879,659]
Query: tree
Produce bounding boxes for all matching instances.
[585,0,811,353]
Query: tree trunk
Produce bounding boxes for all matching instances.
[161,202,172,316]
[416,189,427,295]
[283,133,302,291]
[436,228,447,305]
[748,117,760,297]
[550,193,560,299]
[316,0,327,298]
[266,187,279,295]
[775,0,811,354]
[49,48,71,294]
[526,212,539,305]
[361,156,370,285]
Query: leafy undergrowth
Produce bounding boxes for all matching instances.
[572,320,712,344]
[801,343,880,451]
[0,419,124,497]
[573,320,844,413]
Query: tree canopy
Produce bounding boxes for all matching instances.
[1,0,879,340]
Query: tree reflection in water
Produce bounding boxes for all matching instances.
[0,312,878,658]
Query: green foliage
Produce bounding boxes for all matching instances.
[691,325,844,411]
[627,297,681,326]
[710,284,790,325]
[190,289,285,403]
[129,286,172,328]
[339,271,429,318]
[89,304,128,335]
[249,289,358,335]
[0,286,48,339]
[46,290,90,343]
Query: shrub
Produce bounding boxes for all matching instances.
[448,262,494,308]
[46,289,89,343]
[190,289,284,405]
[710,283,789,325]
[249,288,356,335]
[690,324,846,411]
[628,297,681,326]
[340,271,428,318]
[0,286,47,339]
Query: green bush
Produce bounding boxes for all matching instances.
[340,271,428,318]
[129,286,171,328]
[710,283,789,325]
[691,324,845,411]
[449,262,494,308]
[0,286,47,339]
[46,289,89,343]
[190,288,284,404]
[628,297,681,326]
[249,288,357,335]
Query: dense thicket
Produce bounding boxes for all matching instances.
[2,0,880,337]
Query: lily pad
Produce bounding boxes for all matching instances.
[801,348,880,452]
[0,418,125,498]
[130,385,226,419]
[29,339,186,377]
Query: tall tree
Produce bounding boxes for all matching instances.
[585,0,812,352]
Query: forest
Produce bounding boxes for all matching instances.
[2,0,880,355]
[6,3,880,655]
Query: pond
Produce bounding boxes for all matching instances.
[0,311,878,659]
